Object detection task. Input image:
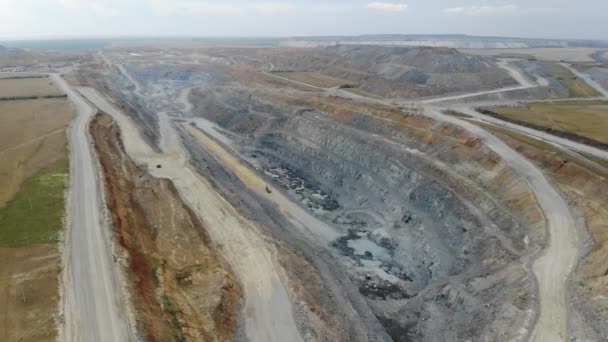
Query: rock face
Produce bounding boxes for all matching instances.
[90,51,545,341]
[263,45,516,98]
[186,83,543,340]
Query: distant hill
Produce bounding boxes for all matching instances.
[280,34,608,49]
[265,45,516,98]
[0,46,47,68]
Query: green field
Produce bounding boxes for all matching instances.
[473,120,608,177]
[0,154,69,246]
[490,101,608,145]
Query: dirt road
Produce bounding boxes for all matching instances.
[263,71,326,90]
[424,107,580,342]
[419,59,537,104]
[51,74,133,342]
[78,87,304,342]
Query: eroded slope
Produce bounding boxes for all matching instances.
[90,113,242,341]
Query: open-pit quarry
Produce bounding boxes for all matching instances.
[2,40,608,342]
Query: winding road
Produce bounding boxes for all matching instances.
[424,107,579,342]
[424,60,581,341]
[413,60,581,341]
[52,74,133,342]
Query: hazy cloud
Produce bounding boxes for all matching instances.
[149,1,243,16]
[57,0,122,17]
[444,5,517,16]
[367,2,408,13]
[250,2,296,14]
[1,0,607,41]
[90,2,122,17]
[57,0,82,10]
[149,1,305,17]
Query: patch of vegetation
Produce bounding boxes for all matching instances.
[580,152,608,171]
[541,62,600,97]
[481,102,608,147]
[533,100,608,106]
[0,94,67,101]
[344,87,384,99]
[160,294,185,342]
[474,121,608,178]
[473,121,565,156]
[0,95,38,101]
[591,50,608,63]
[0,154,68,247]
[41,94,68,99]
[0,75,47,80]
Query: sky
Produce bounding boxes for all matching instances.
[0,0,606,40]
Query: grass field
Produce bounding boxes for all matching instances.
[491,101,608,145]
[0,244,61,342]
[540,62,600,97]
[0,98,73,206]
[0,77,62,98]
[0,155,68,246]
[0,77,71,342]
[273,71,358,88]
[474,121,608,175]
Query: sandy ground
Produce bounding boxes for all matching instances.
[0,98,73,207]
[0,77,62,98]
[78,86,304,342]
[0,245,60,342]
[51,74,133,342]
[461,48,600,62]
